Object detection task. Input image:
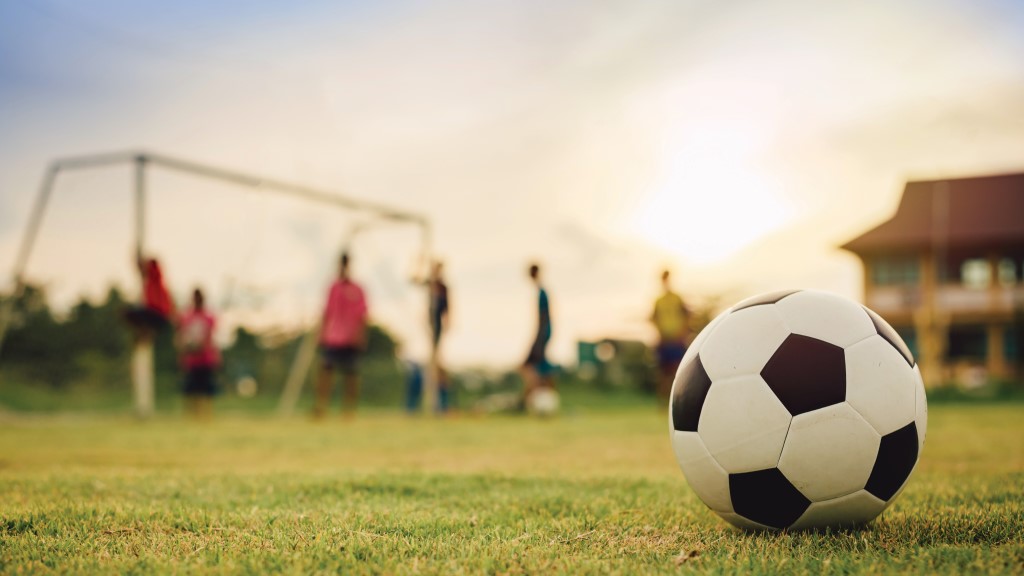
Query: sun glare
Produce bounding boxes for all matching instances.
[631,131,793,265]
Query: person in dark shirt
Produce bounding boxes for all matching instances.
[412,259,452,413]
[522,262,553,404]
[428,261,450,352]
[428,261,452,411]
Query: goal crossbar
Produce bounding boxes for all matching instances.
[0,149,432,356]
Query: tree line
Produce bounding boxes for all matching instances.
[0,284,403,404]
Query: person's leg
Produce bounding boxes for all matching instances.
[423,327,442,414]
[198,395,213,421]
[182,368,196,417]
[658,365,673,405]
[314,361,333,420]
[521,335,546,407]
[198,367,214,421]
[538,338,554,389]
[540,371,555,390]
[405,364,422,413]
[426,359,443,414]
[520,364,538,409]
[340,348,360,419]
[656,343,684,404]
[342,373,360,419]
[438,371,449,414]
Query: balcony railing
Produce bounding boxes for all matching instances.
[867,284,1024,316]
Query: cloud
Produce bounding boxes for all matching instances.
[2,0,1024,365]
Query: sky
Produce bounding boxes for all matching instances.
[2,0,1024,367]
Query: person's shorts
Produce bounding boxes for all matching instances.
[124,306,170,332]
[183,366,217,397]
[656,342,687,370]
[321,345,360,375]
[524,336,549,367]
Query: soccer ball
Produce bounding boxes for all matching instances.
[236,376,259,399]
[527,387,561,417]
[669,290,927,530]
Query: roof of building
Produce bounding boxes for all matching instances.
[841,172,1024,255]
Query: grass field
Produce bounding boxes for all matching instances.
[1,403,1022,574]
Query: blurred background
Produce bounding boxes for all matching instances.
[1,0,1023,413]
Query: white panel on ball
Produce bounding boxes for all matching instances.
[671,431,733,513]
[778,403,881,501]
[698,306,790,381]
[687,310,730,362]
[913,365,927,453]
[697,374,792,473]
[845,335,918,436]
[668,311,730,433]
[718,512,773,531]
[673,310,729,380]
[776,290,876,348]
[789,490,888,530]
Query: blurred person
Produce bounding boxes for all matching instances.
[123,254,175,418]
[123,255,176,340]
[403,356,425,414]
[401,352,454,415]
[651,269,690,403]
[314,252,368,420]
[177,288,220,420]
[412,259,451,413]
[422,260,450,353]
[521,262,554,405]
[396,340,423,414]
[428,260,452,412]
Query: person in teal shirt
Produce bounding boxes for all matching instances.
[522,263,554,404]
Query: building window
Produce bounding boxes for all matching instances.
[997,259,1017,286]
[871,257,919,286]
[947,325,987,360]
[960,259,991,289]
[1006,327,1020,362]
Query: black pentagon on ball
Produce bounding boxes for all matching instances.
[760,334,846,416]
[862,306,915,367]
[671,355,713,432]
[730,468,811,529]
[865,422,919,501]
[731,289,801,312]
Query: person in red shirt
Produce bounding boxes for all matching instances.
[122,255,175,419]
[141,258,174,318]
[177,288,220,419]
[314,252,368,419]
[124,256,176,340]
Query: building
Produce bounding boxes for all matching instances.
[841,173,1024,387]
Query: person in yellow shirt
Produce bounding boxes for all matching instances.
[651,269,690,403]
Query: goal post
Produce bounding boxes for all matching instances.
[0,150,438,416]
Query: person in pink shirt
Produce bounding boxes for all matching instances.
[177,288,220,420]
[315,252,368,419]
